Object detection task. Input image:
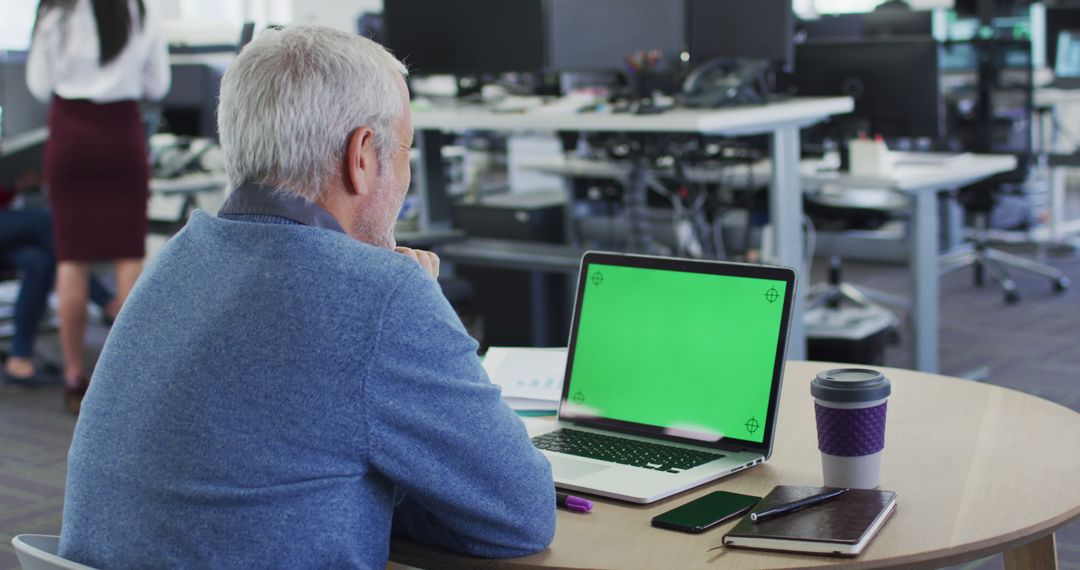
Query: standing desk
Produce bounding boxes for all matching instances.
[390,360,1080,570]
[411,97,854,360]
[803,154,1018,373]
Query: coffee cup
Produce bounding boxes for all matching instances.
[811,368,892,489]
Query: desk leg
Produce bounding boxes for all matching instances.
[911,190,939,373]
[771,126,806,361]
[1003,534,1058,570]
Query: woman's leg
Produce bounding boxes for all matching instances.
[112,258,143,314]
[56,261,91,384]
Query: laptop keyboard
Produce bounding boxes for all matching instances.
[532,429,725,473]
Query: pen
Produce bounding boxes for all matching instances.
[556,492,592,513]
[750,488,849,524]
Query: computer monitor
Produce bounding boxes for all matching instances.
[686,0,794,68]
[383,0,546,75]
[795,38,943,140]
[1047,7,1080,69]
[547,0,685,72]
[862,9,934,37]
[798,14,864,40]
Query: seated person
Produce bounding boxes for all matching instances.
[0,185,55,382]
[0,182,115,384]
[59,25,555,568]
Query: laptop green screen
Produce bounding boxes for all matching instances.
[563,263,787,444]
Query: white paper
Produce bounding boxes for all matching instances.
[482,347,567,411]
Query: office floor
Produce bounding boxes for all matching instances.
[1,247,1079,569]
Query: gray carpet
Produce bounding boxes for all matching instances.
[1,249,1078,569]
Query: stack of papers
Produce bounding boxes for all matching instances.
[481,347,566,415]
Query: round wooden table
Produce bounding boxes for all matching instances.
[390,361,1080,569]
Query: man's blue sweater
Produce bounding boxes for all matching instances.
[59,207,556,568]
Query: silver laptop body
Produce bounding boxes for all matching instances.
[529,252,796,504]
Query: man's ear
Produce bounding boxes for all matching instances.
[345,127,376,196]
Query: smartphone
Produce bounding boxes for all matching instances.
[651,491,762,534]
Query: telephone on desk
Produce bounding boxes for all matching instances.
[680,58,771,109]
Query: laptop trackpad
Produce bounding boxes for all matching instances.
[548,455,611,480]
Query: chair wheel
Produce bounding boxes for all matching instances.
[1005,290,1020,304]
[1053,276,1071,293]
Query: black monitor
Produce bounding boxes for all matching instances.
[795,38,943,140]
[383,0,546,75]
[548,0,685,72]
[686,0,794,68]
[1047,7,1080,69]
[798,14,865,40]
[862,9,934,37]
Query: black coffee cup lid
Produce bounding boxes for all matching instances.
[811,368,891,403]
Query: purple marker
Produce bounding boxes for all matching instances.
[556,492,592,513]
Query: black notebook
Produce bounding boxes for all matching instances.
[723,486,897,557]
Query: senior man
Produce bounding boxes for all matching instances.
[58,25,555,568]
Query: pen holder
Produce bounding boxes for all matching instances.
[630,71,661,115]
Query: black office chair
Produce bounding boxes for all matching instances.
[940,182,1070,304]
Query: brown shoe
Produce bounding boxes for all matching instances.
[64,377,89,416]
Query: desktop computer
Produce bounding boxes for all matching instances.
[685,0,794,70]
[451,191,571,348]
[547,0,685,74]
[383,0,546,76]
[795,38,944,142]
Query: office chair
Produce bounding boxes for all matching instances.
[11,535,95,570]
[940,183,1070,304]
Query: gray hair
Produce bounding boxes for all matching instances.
[217,25,408,201]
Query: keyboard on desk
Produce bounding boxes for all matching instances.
[532,429,725,473]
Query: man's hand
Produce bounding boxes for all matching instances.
[394,247,440,279]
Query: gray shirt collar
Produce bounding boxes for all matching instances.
[218,183,346,234]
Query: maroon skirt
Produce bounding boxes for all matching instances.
[45,96,148,262]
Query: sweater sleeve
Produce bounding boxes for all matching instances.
[366,266,555,558]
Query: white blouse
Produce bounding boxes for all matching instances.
[26,0,170,104]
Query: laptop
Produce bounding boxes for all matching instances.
[529,251,796,504]
[1049,30,1080,90]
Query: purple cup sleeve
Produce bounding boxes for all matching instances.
[815,402,887,457]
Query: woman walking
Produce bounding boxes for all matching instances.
[27,0,169,413]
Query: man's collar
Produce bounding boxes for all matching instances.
[218,183,347,234]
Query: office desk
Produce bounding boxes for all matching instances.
[390,360,1080,570]
[148,172,229,233]
[412,97,854,360]
[803,154,1018,373]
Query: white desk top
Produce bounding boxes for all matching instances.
[1035,86,1080,108]
[0,128,48,158]
[801,153,1018,194]
[150,172,229,195]
[520,152,1017,195]
[412,97,853,136]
